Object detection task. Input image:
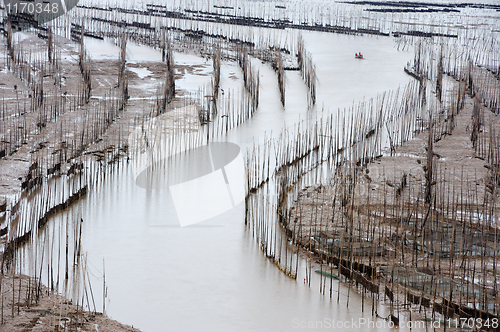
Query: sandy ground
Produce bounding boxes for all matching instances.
[0,31,195,205]
[289,72,500,247]
[287,71,500,329]
[289,93,495,241]
[1,18,499,331]
[0,274,140,332]
[0,30,210,332]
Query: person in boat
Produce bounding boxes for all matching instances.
[355,53,358,57]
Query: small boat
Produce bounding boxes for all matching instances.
[355,53,364,59]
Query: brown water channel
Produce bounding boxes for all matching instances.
[16,28,424,331]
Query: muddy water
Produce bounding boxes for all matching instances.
[79,168,393,332]
[25,29,421,331]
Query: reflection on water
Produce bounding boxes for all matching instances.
[77,166,395,332]
[17,26,427,331]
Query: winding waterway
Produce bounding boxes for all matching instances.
[20,23,421,332]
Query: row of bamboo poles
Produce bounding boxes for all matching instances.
[0,15,309,323]
[236,45,259,113]
[245,78,425,282]
[404,38,500,161]
[74,0,499,54]
[0,10,274,319]
[2,7,272,245]
[243,16,499,327]
[0,32,129,165]
[0,0,497,328]
[297,35,316,108]
[69,4,297,67]
[0,15,148,325]
[273,51,285,107]
[156,31,175,115]
[288,159,500,327]
[0,159,107,324]
[246,77,424,193]
[0,158,122,326]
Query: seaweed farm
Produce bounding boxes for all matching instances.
[0,0,499,331]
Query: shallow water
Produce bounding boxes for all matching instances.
[77,167,392,332]
[18,14,432,332]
